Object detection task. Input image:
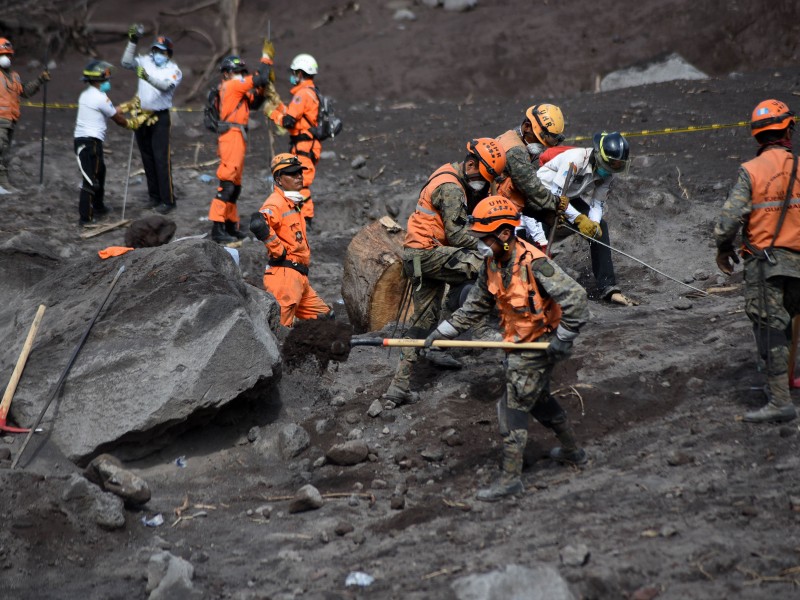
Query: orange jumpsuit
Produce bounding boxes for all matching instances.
[269,79,321,220]
[208,74,264,225]
[257,187,330,326]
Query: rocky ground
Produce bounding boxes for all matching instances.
[2,2,800,599]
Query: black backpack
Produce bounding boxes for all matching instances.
[203,84,222,133]
[309,87,343,141]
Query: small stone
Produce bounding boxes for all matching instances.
[659,525,678,537]
[421,448,444,462]
[390,494,405,510]
[330,395,346,407]
[666,451,694,466]
[288,484,324,513]
[247,426,260,443]
[367,399,383,417]
[312,456,326,469]
[344,412,360,425]
[371,479,388,489]
[441,428,464,446]
[350,155,367,169]
[334,521,355,536]
[560,543,590,567]
[347,428,363,440]
[674,298,693,311]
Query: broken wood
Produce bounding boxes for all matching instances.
[79,219,131,239]
[341,217,412,333]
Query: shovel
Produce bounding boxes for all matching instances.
[343,338,548,352]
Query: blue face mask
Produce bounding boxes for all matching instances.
[152,52,168,67]
[596,166,611,179]
[99,81,111,93]
[289,74,299,86]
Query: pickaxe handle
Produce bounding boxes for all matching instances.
[350,338,549,351]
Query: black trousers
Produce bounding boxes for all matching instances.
[74,137,106,222]
[135,109,174,207]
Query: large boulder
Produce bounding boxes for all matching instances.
[0,238,282,464]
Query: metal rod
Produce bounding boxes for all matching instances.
[350,338,549,351]
[11,266,126,469]
[560,222,709,296]
[122,131,135,220]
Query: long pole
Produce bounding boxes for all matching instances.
[11,266,126,469]
[0,305,46,433]
[122,132,135,220]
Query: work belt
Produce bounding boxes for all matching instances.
[268,258,309,276]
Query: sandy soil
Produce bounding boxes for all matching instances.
[2,2,800,599]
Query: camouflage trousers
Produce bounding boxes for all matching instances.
[389,245,483,391]
[0,121,15,186]
[498,337,575,479]
[744,260,800,377]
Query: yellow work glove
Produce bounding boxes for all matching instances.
[125,111,153,130]
[262,38,277,83]
[118,96,141,114]
[557,195,570,213]
[573,214,602,239]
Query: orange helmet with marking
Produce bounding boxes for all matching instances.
[751,99,795,137]
[526,104,565,147]
[469,196,521,234]
[0,38,13,55]
[271,153,306,176]
[466,138,506,182]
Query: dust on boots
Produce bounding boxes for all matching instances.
[211,221,237,244]
[476,476,524,502]
[744,374,798,423]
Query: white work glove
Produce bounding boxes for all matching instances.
[423,320,459,349]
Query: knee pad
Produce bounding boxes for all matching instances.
[215,181,236,202]
[231,185,242,203]
[531,394,567,429]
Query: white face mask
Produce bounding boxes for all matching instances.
[284,190,305,204]
[0,56,10,69]
[476,240,494,258]
[526,142,545,158]
[468,180,487,191]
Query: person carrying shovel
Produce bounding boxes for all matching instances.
[423,195,589,501]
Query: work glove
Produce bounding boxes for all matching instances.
[557,195,570,213]
[135,66,149,82]
[39,70,50,83]
[128,24,144,43]
[118,96,141,114]
[249,211,271,241]
[573,214,602,239]
[124,111,154,130]
[423,320,459,349]
[546,324,579,362]
[716,243,740,275]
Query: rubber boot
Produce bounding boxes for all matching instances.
[476,429,526,502]
[225,220,248,240]
[548,420,588,465]
[211,221,237,244]
[382,383,420,406]
[744,374,797,423]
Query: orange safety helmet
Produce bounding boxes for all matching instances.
[271,153,306,176]
[526,104,565,147]
[468,196,521,234]
[751,99,795,137]
[0,38,13,55]
[466,138,506,182]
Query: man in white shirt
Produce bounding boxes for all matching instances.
[121,26,182,214]
[535,132,636,305]
[73,60,132,226]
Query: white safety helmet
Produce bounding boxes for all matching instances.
[289,53,318,76]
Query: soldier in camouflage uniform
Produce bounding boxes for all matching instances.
[494,103,570,250]
[383,139,507,406]
[425,196,589,501]
[714,99,800,423]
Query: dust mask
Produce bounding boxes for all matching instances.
[0,56,10,69]
[99,81,111,93]
[526,142,545,159]
[468,180,487,192]
[289,74,299,86]
[596,166,612,179]
[476,240,494,258]
[152,53,168,67]
[284,191,305,204]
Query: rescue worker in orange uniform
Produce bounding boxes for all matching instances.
[0,37,49,194]
[383,138,507,406]
[249,153,332,327]
[266,54,323,225]
[494,104,570,251]
[208,55,271,244]
[424,196,589,501]
[715,99,800,423]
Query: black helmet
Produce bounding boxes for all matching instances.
[592,131,630,174]
[151,35,174,57]
[220,55,247,74]
[82,60,113,82]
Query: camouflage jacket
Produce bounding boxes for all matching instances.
[448,243,588,335]
[430,174,478,249]
[505,143,559,213]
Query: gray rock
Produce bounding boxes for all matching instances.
[452,563,575,600]
[247,426,260,442]
[560,543,591,567]
[319,150,337,161]
[62,473,91,501]
[367,399,383,417]
[393,8,416,20]
[674,298,693,310]
[350,155,367,169]
[443,0,477,12]
[288,484,324,513]
[92,489,126,530]
[0,239,282,463]
[601,53,707,92]
[146,551,196,599]
[84,453,151,506]
[327,440,370,465]
[62,473,126,530]
[421,447,444,462]
[279,423,311,460]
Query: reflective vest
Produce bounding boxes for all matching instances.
[404,163,463,249]
[0,70,23,121]
[494,129,528,209]
[742,148,800,252]
[486,239,562,343]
